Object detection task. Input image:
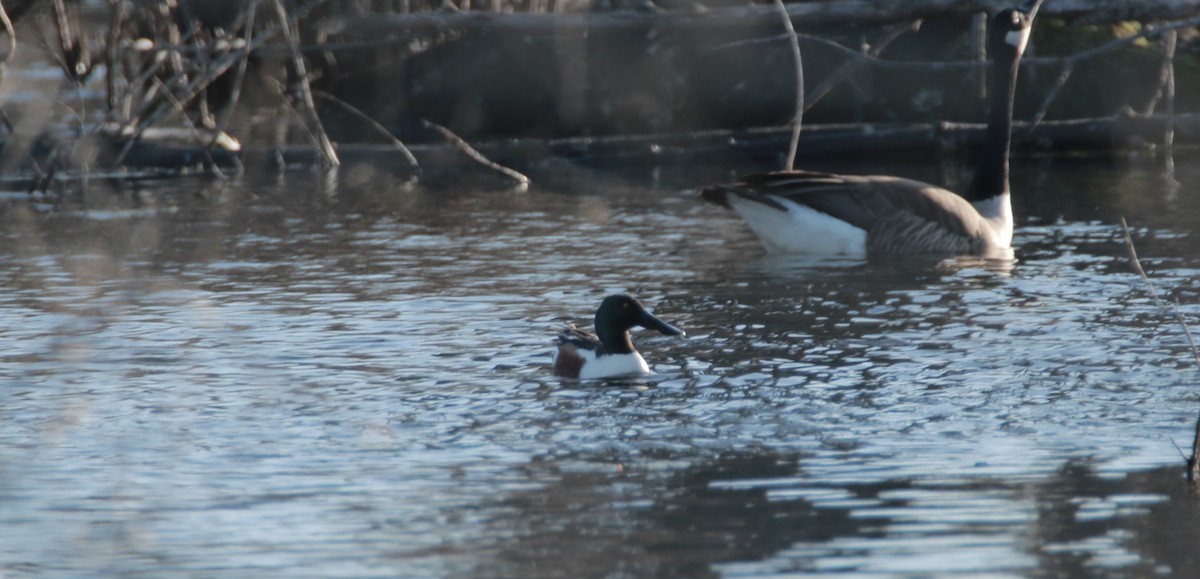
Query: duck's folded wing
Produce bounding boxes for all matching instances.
[556,326,601,351]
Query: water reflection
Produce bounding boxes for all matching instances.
[0,156,1198,576]
[462,453,1195,577]
[475,452,868,579]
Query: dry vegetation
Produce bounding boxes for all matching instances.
[0,0,1195,183]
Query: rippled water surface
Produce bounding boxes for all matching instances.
[2,156,1200,577]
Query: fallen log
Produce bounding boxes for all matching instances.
[22,113,1199,178]
[317,0,1200,38]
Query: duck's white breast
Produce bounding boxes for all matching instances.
[577,350,651,379]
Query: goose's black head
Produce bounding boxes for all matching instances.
[992,0,1042,60]
[594,294,684,353]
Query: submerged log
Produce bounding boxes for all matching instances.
[37,113,1199,177]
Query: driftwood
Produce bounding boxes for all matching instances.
[422,119,529,185]
[44,113,1194,178]
[318,1,1200,38]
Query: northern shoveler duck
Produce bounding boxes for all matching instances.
[553,294,685,379]
[701,0,1041,256]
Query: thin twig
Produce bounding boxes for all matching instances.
[115,46,251,166]
[114,3,267,167]
[801,62,855,114]
[0,0,17,67]
[1193,399,1200,485]
[271,0,339,168]
[1026,62,1073,136]
[801,19,919,114]
[1014,16,1198,128]
[1144,30,1174,115]
[51,0,84,81]
[707,13,1200,74]
[312,90,420,171]
[1121,217,1163,305]
[971,12,987,101]
[0,105,46,180]
[1162,30,1177,154]
[46,0,92,190]
[1119,217,1200,483]
[104,0,122,113]
[422,120,529,186]
[120,2,256,127]
[210,0,258,164]
[708,12,1200,147]
[772,0,802,171]
[0,1,29,179]
[152,76,227,179]
[115,0,337,167]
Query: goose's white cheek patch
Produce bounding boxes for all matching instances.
[1005,28,1030,54]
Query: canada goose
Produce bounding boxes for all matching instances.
[553,295,685,379]
[701,0,1042,256]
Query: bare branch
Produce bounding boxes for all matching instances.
[152,76,228,179]
[772,0,803,171]
[708,13,1200,75]
[801,19,921,114]
[1162,30,1177,153]
[312,90,420,171]
[0,0,16,67]
[210,0,258,165]
[271,0,339,168]
[1119,217,1200,483]
[423,120,529,187]
[1026,63,1074,136]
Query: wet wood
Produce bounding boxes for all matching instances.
[16,0,1200,178]
[82,112,1199,175]
[1190,415,1200,484]
[423,119,529,185]
[319,0,1200,37]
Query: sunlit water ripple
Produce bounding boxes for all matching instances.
[1,158,1198,577]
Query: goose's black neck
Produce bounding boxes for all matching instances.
[966,23,1023,203]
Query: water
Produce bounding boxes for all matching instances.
[1,156,1199,577]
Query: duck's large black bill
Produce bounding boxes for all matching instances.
[638,310,685,337]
